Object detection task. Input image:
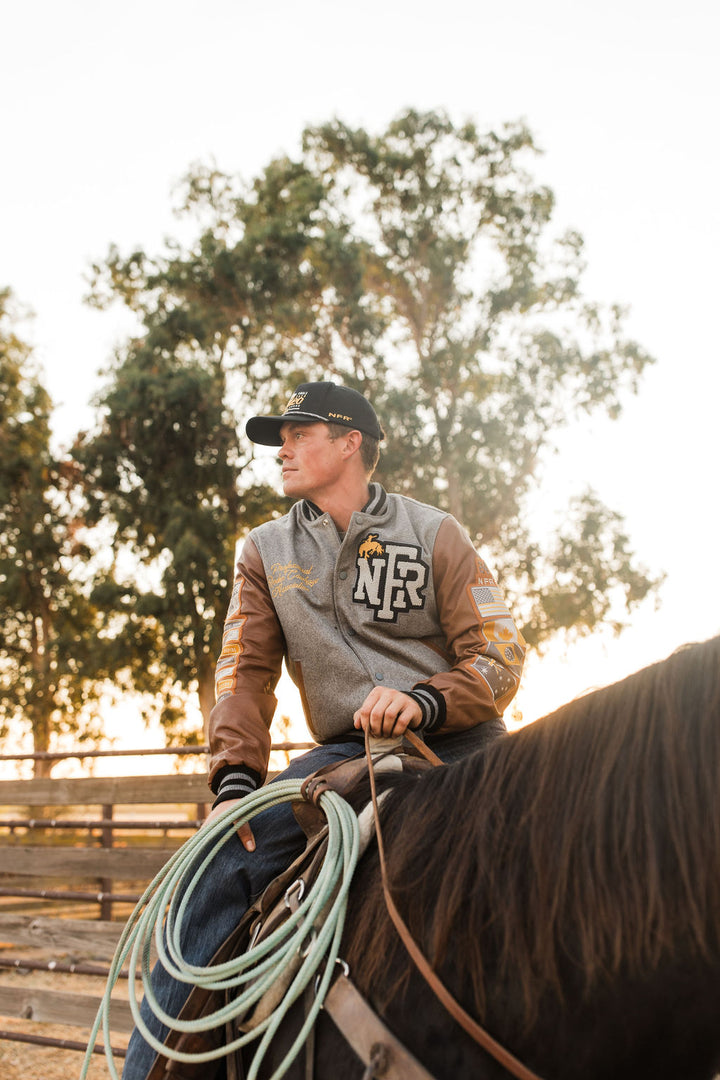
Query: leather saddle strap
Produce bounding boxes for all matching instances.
[324,973,436,1080]
[403,727,443,766]
[364,730,545,1080]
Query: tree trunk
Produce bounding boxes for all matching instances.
[196,661,216,741]
[26,706,54,825]
[446,467,465,525]
[31,710,54,780]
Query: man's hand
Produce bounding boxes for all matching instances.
[203,799,256,851]
[353,686,422,738]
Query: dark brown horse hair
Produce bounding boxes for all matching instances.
[344,636,720,1027]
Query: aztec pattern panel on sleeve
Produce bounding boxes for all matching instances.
[214,576,247,702]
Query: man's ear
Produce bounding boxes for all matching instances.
[342,429,363,459]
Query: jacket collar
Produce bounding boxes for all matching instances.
[301,482,387,522]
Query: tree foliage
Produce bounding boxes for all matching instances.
[79,109,660,736]
[0,290,121,774]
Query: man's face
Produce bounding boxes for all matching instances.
[278,421,346,502]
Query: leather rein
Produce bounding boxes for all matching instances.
[363,728,545,1080]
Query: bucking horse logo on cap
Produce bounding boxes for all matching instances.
[285,391,307,411]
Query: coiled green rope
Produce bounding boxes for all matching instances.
[79,779,360,1080]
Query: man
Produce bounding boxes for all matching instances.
[123,381,525,1079]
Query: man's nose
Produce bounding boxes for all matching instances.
[278,443,290,460]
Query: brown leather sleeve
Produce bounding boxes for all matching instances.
[207,538,287,785]
[416,516,525,729]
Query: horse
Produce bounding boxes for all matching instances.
[254,636,720,1080]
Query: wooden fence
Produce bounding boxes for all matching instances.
[0,742,312,1063]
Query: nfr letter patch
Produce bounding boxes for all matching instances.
[353,533,429,623]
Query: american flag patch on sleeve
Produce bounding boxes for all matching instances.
[470,584,511,620]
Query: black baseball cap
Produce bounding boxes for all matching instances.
[246,381,384,446]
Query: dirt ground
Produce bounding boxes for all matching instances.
[0,958,130,1080]
[0,1025,127,1080]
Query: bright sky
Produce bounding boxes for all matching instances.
[2,0,718,745]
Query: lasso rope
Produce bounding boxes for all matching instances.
[79,779,360,1080]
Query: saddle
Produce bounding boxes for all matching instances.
[144,736,439,1080]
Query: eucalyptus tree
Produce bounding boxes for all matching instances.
[292,111,658,642]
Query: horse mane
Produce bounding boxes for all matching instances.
[345,636,720,1024]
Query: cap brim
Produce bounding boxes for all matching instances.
[245,413,322,446]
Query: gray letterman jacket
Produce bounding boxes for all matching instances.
[208,484,525,794]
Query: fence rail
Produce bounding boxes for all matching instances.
[0,739,314,1060]
[0,741,313,763]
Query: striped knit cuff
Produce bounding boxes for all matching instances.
[407,685,446,734]
[210,765,261,810]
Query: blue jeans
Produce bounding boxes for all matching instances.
[122,722,505,1079]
